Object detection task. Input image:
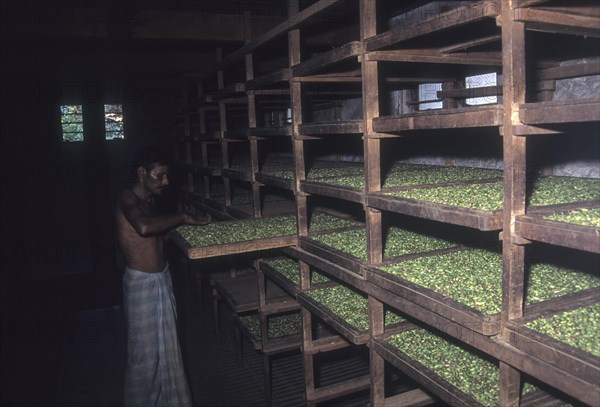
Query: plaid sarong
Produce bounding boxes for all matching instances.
[123,263,192,407]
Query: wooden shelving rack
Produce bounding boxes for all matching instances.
[174,0,600,406]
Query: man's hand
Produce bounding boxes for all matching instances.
[183,212,212,226]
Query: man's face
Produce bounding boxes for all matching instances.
[142,164,170,195]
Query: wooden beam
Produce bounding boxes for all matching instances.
[367,50,502,66]
[537,61,600,81]
[440,34,502,53]
[291,41,361,76]
[366,1,500,51]
[514,8,600,37]
[219,0,349,69]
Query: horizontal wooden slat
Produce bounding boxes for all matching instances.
[366,193,504,231]
[248,126,292,137]
[245,68,291,90]
[292,41,361,77]
[366,1,500,51]
[308,375,371,404]
[218,0,349,69]
[519,98,600,125]
[298,120,364,135]
[516,213,600,254]
[373,106,503,132]
[367,50,502,66]
[301,181,365,205]
[515,7,600,37]
[383,388,435,407]
[298,292,370,345]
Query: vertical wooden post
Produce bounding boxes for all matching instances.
[243,11,262,219]
[361,0,383,265]
[369,295,385,407]
[500,1,527,405]
[288,0,308,236]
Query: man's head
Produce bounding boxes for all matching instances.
[132,144,171,195]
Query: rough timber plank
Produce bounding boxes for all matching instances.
[218,0,349,69]
[503,290,600,386]
[366,193,504,231]
[297,292,370,345]
[248,126,292,137]
[298,120,364,135]
[301,181,365,204]
[515,213,600,254]
[519,98,600,125]
[308,375,371,405]
[245,68,291,90]
[366,50,502,66]
[383,389,435,407]
[515,7,600,37]
[373,106,503,132]
[292,41,361,77]
[365,1,500,51]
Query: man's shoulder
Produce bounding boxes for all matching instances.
[117,188,137,207]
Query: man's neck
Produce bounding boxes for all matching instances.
[131,185,152,201]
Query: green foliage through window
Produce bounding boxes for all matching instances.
[61,105,84,142]
[105,104,124,140]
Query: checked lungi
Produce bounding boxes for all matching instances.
[123,263,192,407]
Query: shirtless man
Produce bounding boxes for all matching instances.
[116,145,210,407]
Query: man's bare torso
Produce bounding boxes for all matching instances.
[116,190,166,273]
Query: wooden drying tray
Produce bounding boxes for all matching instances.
[365,0,499,51]
[221,167,253,182]
[519,98,600,126]
[516,201,600,254]
[233,312,303,354]
[248,126,292,138]
[245,68,291,90]
[298,288,370,346]
[298,235,366,276]
[301,180,365,204]
[372,105,503,133]
[365,247,600,337]
[372,327,566,407]
[257,259,301,298]
[365,247,500,336]
[255,172,294,191]
[171,216,298,260]
[367,191,504,232]
[298,120,363,136]
[503,290,599,388]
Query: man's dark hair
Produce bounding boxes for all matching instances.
[132,144,171,174]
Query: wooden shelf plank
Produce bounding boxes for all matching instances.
[255,173,295,190]
[171,231,297,260]
[248,126,292,137]
[519,98,600,125]
[366,192,504,231]
[284,246,368,289]
[373,106,503,132]
[218,0,349,69]
[299,236,366,276]
[515,7,600,37]
[365,248,501,336]
[245,68,291,90]
[223,129,249,140]
[383,388,435,407]
[372,335,567,407]
[366,50,502,66]
[301,180,365,204]
[365,1,499,51]
[504,291,599,387]
[221,168,252,182]
[297,291,371,345]
[292,41,361,77]
[298,120,364,135]
[308,374,371,405]
[516,212,600,254]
